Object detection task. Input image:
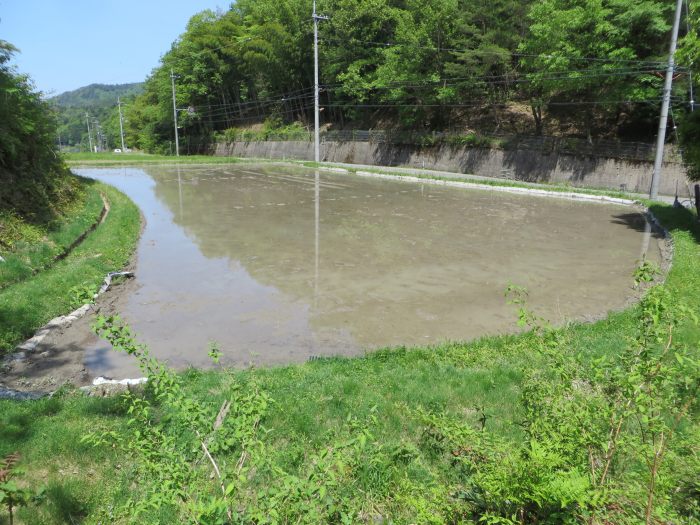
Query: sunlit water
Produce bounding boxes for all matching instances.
[76,164,662,377]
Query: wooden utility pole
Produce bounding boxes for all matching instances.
[117,97,126,151]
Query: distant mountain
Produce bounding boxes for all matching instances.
[51,83,144,149]
[51,82,144,109]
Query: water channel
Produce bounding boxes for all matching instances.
[77,164,663,377]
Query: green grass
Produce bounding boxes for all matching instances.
[1,202,697,522]
[0,185,105,289]
[0,178,140,353]
[64,152,247,167]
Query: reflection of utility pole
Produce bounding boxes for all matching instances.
[117,97,126,151]
[177,164,183,220]
[85,112,93,153]
[640,218,652,262]
[650,0,684,199]
[170,69,180,157]
[314,170,320,308]
[312,0,329,163]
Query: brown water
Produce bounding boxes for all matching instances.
[77,164,662,377]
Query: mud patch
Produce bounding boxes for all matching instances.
[0,276,139,395]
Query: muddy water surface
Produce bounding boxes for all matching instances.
[77,164,662,377]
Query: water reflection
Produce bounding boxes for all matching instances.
[77,165,664,376]
[314,169,320,309]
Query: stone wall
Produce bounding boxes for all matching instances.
[213,140,689,196]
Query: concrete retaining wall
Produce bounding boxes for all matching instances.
[214,140,689,196]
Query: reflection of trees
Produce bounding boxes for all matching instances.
[145,165,660,347]
[149,165,479,299]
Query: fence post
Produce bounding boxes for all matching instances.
[695,184,700,219]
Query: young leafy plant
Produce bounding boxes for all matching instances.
[84,315,273,523]
[0,452,44,525]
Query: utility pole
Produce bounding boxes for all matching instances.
[170,69,180,157]
[650,0,684,200]
[313,0,328,163]
[85,112,93,153]
[117,97,126,151]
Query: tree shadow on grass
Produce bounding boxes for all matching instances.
[0,397,64,445]
[649,203,700,245]
[0,410,33,442]
[44,482,89,524]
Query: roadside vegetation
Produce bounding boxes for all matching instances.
[0,41,77,225]
[0,203,697,524]
[0,40,141,354]
[0,181,140,353]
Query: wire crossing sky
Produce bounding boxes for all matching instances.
[0,0,226,96]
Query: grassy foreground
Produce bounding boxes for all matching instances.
[0,200,698,523]
[0,177,140,352]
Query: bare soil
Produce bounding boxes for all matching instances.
[0,276,138,394]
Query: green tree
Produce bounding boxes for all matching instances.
[677,0,700,180]
[0,40,74,222]
[518,0,670,138]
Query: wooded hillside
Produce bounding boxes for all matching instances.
[116,0,698,162]
[50,83,144,150]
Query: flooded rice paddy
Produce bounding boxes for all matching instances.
[78,164,662,377]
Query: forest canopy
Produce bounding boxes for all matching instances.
[110,0,697,158]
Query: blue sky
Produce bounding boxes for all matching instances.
[1,0,228,96]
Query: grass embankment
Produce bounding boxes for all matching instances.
[66,151,646,202]
[301,161,641,201]
[0,204,698,523]
[0,177,140,352]
[64,152,245,167]
[0,187,104,289]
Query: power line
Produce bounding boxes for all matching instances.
[172,67,667,120]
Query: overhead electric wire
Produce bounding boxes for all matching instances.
[176,87,316,117]
[193,93,315,120]
[195,102,316,126]
[174,67,669,120]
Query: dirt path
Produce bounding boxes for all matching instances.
[0,274,138,395]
